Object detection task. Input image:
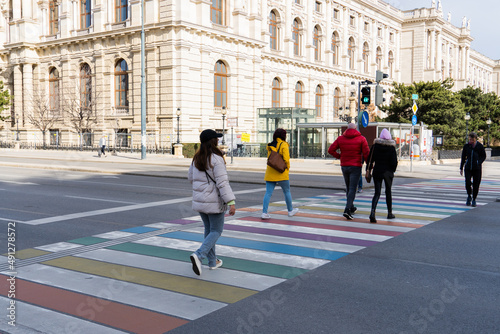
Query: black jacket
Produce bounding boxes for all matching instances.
[460,141,486,171]
[366,138,398,175]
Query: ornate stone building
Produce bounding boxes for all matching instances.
[0,0,498,146]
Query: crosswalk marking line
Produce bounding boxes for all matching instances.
[0,296,125,334]
[134,236,329,270]
[308,202,464,215]
[41,256,258,304]
[13,263,226,321]
[0,274,189,334]
[296,206,442,221]
[160,231,350,260]
[76,249,285,291]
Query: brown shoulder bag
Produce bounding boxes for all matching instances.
[267,142,286,173]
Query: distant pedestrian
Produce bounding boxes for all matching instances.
[99,135,107,157]
[261,128,299,220]
[188,129,236,276]
[328,123,370,220]
[460,132,486,207]
[366,128,398,223]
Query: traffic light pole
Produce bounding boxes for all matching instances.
[357,81,362,131]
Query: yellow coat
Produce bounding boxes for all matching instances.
[264,138,290,182]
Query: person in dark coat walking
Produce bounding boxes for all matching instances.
[460,132,486,207]
[328,123,370,220]
[366,128,398,223]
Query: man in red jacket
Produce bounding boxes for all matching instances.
[328,123,370,220]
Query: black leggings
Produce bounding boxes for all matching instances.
[371,170,394,213]
[464,168,482,200]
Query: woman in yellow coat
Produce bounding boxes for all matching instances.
[261,128,299,219]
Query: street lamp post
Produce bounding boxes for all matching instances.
[221,106,226,145]
[176,108,181,144]
[486,117,492,148]
[465,112,471,143]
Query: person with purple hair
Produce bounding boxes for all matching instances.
[366,128,398,223]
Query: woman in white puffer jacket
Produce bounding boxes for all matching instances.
[188,129,236,276]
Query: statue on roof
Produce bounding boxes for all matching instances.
[467,19,471,29]
[432,0,436,8]
[447,13,451,22]
[438,0,442,11]
[462,16,467,28]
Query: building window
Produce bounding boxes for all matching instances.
[115,59,129,109]
[389,32,394,42]
[292,19,301,56]
[333,87,341,118]
[272,78,281,108]
[49,0,59,35]
[349,15,355,27]
[115,0,128,22]
[80,64,92,109]
[315,1,321,13]
[363,42,370,73]
[269,10,278,50]
[295,82,303,108]
[331,31,339,65]
[376,47,382,70]
[50,129,60,146]
[80,0,91,29]
[388,51,394,78]
[364,22,369,33]
[211,0,224,25]
[49,68,59,112]
[214,60,227,108]
[313,25,321,61]
[348,37,355,70]
[295,0,301,4]
[333,8,339,20]
[378,27,383,38]
[315,85,323,116]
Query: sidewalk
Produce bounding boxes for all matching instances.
[2,148,498,180]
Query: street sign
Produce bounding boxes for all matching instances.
[227,117,238,127]
[412,94,419,100]
[241,133,251,142]
[412,114,417,126]
[412,102,418,114]
[361,111,369,128]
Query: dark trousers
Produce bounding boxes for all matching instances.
[100,145,106,155]
[371,170,394,213]
[464,168,482,200]
[341,166,361,213]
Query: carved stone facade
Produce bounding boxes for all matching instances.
[0,0,498,145]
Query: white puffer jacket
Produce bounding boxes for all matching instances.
[188,154,235,214]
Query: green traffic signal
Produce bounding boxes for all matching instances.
[361,87,371,105]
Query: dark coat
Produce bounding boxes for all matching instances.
[366,138,398,176]
[460,141,486,171]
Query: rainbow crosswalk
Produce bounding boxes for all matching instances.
[1,177,499,333]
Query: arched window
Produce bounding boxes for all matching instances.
[49,68,59,112]
[211,0,224,25]
[295,82,303,108]
[214,60,227,108]
[80,63,92,109]
[292,19,301,56]
[313,25,321,61]
[115,0,128,22]
[269,10,278,50]
[441,60,445,79]
[376,47,382,70]
[333,87,341,118]
[115,59,129,109]
[363,42,370,73]
[80,0,91,29]
[49,0,59,35]
[348,37,355,69]
[315,85,323,116]
[388,51,394,78]
[331,32,339,65]
[449,63,453,79]
[272,78,281,108]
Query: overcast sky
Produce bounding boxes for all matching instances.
[390,0,499,60]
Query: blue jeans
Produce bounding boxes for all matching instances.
[262,180,293,213]
[341,166,362,213]
[195,212,225,267]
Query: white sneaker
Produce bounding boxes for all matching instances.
[261,213,271,220]
[190,253,202,276]
[288,208,299,217]
[210,259,223,270]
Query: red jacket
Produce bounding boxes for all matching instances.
[328,128,370,167]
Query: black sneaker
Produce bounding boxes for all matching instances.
[350,206,357,214]
[471,200,477,207]
[466,196,472,206]
[343,211,353,220]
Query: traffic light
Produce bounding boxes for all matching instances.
[361,87,371,105]
[375,85,386,106]
[376,70,389,83]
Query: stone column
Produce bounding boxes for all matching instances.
[22,64,33,125]
[13,65,23,126]
[429,30,435,69]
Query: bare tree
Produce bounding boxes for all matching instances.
[27,90,61,147]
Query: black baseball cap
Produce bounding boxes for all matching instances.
[200,129,223,143]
